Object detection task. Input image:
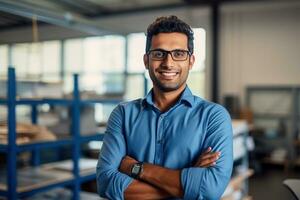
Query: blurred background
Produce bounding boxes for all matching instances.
[0,0,300,199]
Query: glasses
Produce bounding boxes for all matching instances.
[147,49,191,61]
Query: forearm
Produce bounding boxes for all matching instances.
[124,179,171,200]
[139,163,184,198]
[119,147,222,199]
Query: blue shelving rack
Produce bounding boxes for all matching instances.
[0,67,122,200]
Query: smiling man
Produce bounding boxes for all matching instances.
[96,16,233,200]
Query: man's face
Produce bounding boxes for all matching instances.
[144,32,195,92]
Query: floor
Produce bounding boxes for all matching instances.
[248,165,300,200]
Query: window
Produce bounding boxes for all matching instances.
[64,39,84,74]
[10,41,61,80]
[63,36,126,93]
[187,28,206,97]
[125,33,147,99]
[82,36,125,94]
[42,41,61,81]
[0,45,8,77]
[127,33,146,73]
[83,36,125,73]
[63,35,126,124]
[11,43,28,77]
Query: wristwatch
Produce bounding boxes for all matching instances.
[130,162,143,179]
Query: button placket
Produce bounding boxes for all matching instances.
[157,115,164,143]
[156,114,165,164]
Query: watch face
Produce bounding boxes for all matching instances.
[132,165,140,174]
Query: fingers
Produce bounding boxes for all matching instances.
[200,151,220,161]
[196,153,219,167]
[203,147,212,154]
[195,149,221,167]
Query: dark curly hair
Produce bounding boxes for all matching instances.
[145,15,194,54]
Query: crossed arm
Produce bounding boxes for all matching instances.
[120,147,220,199]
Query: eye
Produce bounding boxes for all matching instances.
[173,50,186,58]
[152,50,165,58]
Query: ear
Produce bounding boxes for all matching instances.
[143,54,149,70]
[188,54,195,70]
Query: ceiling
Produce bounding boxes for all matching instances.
[0,0,184,32]
[0,0,295,34]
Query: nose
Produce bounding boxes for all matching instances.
[161,53,174,68]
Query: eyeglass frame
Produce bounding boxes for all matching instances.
[147,48,192,61]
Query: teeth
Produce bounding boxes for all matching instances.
[161,72,177,76]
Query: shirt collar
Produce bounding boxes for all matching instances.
[142,86,195,108]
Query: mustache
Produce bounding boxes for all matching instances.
[156,68,180,73]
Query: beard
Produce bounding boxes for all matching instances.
[148,68,189,92]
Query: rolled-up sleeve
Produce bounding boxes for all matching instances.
[96,105,133,199]
[181,105,233,200]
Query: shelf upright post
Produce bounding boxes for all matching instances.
[7,67,17,200]
[72,74,80,200]
[31,105,40,166]
[31,105,38,124]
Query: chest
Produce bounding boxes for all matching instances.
[124,107,208,167]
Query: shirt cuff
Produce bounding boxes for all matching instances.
[98,171,134,200]
[180,167,205,200]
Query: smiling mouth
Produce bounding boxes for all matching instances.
[158,71,179,77]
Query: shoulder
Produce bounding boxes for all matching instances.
[117,98,143,109]
[113,98,144,114]
[193,96,230,118]
[107,98,143,124]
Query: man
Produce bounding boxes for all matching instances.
[96,16,233,200]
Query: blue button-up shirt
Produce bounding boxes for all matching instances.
[96,86,233,200]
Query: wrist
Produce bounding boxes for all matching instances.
[130,162,144,179]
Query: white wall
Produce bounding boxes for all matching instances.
[220,1,300,106]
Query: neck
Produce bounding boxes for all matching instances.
[153,84,186,112]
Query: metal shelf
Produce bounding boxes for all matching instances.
[0,145,7,152]
[81,99,122,105]
[1,98,123,105]
[79,173,97,183]
[18,179,74,199]
[1,67,120,200]
[0,99,7,104]
[0,167,74,196]
[0,190,7,196]
[16,139,73,152]
[247,85,300,172]
[16,172,97,198]
[0,133,105,153]
[79,133,104,143]
[0,98,72,105]
[16,98,73,106]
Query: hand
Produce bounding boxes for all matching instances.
[119,156,138,176]
[194,147,221,168]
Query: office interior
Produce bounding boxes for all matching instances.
[0,0,300,199]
